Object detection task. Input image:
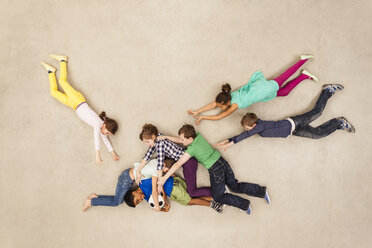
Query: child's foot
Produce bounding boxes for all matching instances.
[88,193,98,200]
[300,54,314,60]
[210,200,223,213]
[338,117,356,133]
[50,54,68,62]
[302,69,319,82]
[82,198,92,212]
[323,84,344,95]
[264,191,271,204]
[40,62,56,73]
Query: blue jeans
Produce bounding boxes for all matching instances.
[291,89,341,139]
[208,157,266,211]
[91,168,134,206]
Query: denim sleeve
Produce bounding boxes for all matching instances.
[229,123,264,144]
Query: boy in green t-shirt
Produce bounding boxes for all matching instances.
[158,124,270,215]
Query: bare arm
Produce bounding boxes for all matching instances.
[135,159,148,184]
[157,153,191,191]
[95,150,103,166]
[195,103,239,125]
[157,135,182,143]
[151,176,161,211]
[188,101,217,116]
[160,202,170,212]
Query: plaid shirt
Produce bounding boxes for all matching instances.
[143,133,185,170]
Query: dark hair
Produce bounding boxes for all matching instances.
[124,189,136,208]
[139,124,158,141]
[164,157,176,169]
[178,124,197,139]
[241,113,258,127]
[215,83,232,105]
[99,111,118,134]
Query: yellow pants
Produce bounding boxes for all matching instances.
[48,61,86,110]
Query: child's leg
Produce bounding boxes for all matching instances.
[48,72,75,108]
[91,195,117,206]
[58,61,86,106]
[200,196,213,201]
[224,161,266,198]
[273,59,308,87]
[91,169,133,206]
[292,118,341,139]
[183,158,212,197]
[276,73,310,97]
[291,89,333,128]
[187,198,211,206]
[209,159,250,211]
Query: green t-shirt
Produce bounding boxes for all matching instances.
[185,133,221,170]
[231,70,279,109]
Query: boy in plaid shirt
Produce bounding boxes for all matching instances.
[136,124,216,211]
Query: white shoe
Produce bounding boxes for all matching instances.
[40,62,56,73]
[300,54,314,60]
[50,54,68,62]
[302,69,319,82]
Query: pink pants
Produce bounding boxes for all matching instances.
[273,59,311,97]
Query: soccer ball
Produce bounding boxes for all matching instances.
[148,192,165,209]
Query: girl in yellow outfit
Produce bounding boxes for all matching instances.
[41,55,119,166]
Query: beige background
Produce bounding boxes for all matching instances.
[1,1,371,248]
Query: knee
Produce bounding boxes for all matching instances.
[187,189,198,198]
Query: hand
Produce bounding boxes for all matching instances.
[136,171,144,185]
[111,151,119,161]
[157,176,166,192]
[161,202,170,212]
[95,156,103,166]
[187,110,198,117]
[154,206,161,212]
[221,141,234,151]
[214,140,229,148]
[157,135,166,141]
[195,116,204,125]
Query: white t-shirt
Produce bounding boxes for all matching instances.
[133,159,158,180]
[75,103,113,152]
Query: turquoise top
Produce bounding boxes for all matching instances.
[230,70,279,109]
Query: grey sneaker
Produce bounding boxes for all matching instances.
[264,191,271,204]
[246,205,252,215]
[323,84,344,95]
[210,200,223,213]
[338,117,355,133]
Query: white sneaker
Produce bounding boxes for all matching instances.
[50,54,68,62]
[40,62,56,73]
[300,54,314,60]
[302,69,319,82]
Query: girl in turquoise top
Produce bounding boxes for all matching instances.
[188,55,319,125]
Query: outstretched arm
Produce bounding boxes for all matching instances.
[214,139,234,151]
[135,159,148,185]
[157,153,191,192]
[157,135,182,144]
[188,101,217,116]
[195,103,239,125]
[151,176,161,211]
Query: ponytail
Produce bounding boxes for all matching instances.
[215,83,232,105]
[99,111,107,121]
[100,111,118,135]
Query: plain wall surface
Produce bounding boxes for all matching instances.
[0,1,371,248]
